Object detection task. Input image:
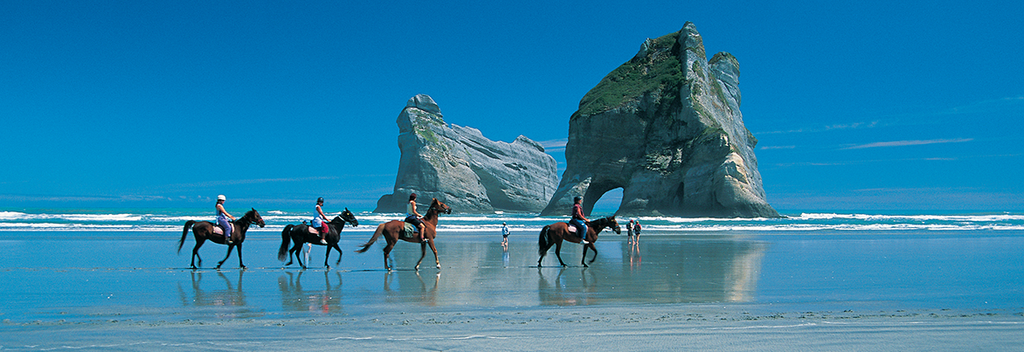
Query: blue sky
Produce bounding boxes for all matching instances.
[2,0,1022,213]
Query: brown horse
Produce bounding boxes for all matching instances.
[355,198,452,271]
[538,216,620,267]
[179,208,265,269]
[278,208,359,269]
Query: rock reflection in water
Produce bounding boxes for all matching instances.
[277,270,343,313]
[536,237,765,305]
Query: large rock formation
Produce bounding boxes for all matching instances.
[375,94,559,213]
[540,22,779,218]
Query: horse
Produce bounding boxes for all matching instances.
[538,216,620,267]
[278,208,359,269]
[355,198,452,271]
[179,208,265,269]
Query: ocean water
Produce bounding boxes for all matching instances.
[1,209,1022,349]
[2,208,1022,233]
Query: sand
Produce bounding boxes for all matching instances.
[1,230,1023,350]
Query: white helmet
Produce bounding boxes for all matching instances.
[217,195,226,201]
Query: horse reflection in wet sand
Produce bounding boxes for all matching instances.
[538,216,620,267]
[356,198,452,271]
[277,270,342,313]
[179,208,265,269]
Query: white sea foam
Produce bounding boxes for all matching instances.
[1,210,1022,233]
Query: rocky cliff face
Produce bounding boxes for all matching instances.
[375,94,559,213]
[540,22,779,218]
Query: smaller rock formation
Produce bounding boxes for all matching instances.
[375,94,559,214]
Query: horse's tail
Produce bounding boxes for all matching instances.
[538,225,551,257]
[355,223,386,253]
[179,220,196,254]
[278,224,293,261]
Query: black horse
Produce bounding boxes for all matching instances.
[179,208,266,269]
[278,208,359,269]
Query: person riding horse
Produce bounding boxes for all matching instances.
[312,197,329,244]
[570,196,590,245]
[406,193,426,242]
[215,195,235,243]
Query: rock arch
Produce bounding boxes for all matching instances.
[540,23,778,218]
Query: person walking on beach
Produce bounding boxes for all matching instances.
[406,193,426,242]
[570,196,590,245]
[312,197,330,244]
[627,219,635,237]
[634,220,642,238]
[501,222,510,248]
[215,195,236,243]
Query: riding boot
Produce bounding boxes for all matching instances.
[227,234,233,244]
[319,231,327,245]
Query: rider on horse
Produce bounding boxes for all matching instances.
[570,196,590,245]
[216,195,235,244]
[312,197,329,244]
[406,193,426,241]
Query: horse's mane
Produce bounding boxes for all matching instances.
[591,216,616,227]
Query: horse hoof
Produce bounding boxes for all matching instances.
[435,264,441,270]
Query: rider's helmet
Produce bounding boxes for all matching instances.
[317,197,324,203]
[217,195,226,201]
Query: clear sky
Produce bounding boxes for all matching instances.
[2,0,1022,213]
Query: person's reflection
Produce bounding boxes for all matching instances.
[536,268,593,306]
[629,234,642,271]
[277,270,343,313]
[177,270,247,317]
[383,270,439,306]
[502,245,510,268]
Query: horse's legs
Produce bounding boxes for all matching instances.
[586,243,599,265]
[191,238,205,269]
[324,245,332,269]
[290,242,306,269]
[235,243,245,269]
[554,240,567,267]
[382,241,395,271]
[415,242,426,271]
[581,244,588,267]
[285,241,297,266]
[428,239,440,270]
[216,244,234,269]
[332,243,343,266]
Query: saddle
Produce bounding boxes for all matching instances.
[400,222,418,239]
[302,221,326,235]
[565,222,578,234]
[212,223,234,236]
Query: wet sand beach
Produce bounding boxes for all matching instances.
[2,230,1023,350]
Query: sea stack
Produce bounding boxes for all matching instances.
[540,22,779,218]
[375,94,559,214]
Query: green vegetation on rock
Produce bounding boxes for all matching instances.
[577,32,684,116]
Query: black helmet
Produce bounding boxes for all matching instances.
[573,196,581,203]
[317,197,324,203]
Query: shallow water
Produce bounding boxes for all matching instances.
[2,230,1022,319]
[2,229,1023,350]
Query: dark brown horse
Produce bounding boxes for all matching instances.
[538,216,620,267]
[179,208,265,269]
[278,208,359,269]
[355,198,452,271]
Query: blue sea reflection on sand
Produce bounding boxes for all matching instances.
[0,231,1022,323]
